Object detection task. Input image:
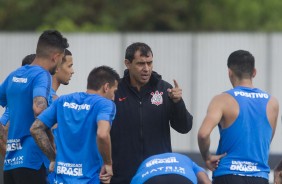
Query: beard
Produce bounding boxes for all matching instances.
[49,66,57,75]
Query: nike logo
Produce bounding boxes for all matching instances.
[118,97,127,102]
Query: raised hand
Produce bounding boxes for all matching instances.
[167,79,182,103]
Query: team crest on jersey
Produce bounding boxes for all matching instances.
[151,91,163,106]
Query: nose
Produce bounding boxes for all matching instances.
[143,63,149,71]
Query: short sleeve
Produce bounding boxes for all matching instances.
[37,99,58,128]
[96,100,116,126]
[0,79,8,107]
[33,71,51,101]
[192,161,206,174]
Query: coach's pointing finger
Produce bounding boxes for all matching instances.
[167,79,182,103]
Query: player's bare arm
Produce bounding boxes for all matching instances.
[97,120,112,165]
[97,120,113,183]
[0,123,7,157]
[30,119,56,164]
[197,171,212,184]
[266,96,279,140]
[198,94,227,171]
[274,160,282,184]
[33,96,48,117]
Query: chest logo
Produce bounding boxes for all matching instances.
[151,91,163,106]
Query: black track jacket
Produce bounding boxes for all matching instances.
[110,70,193,184]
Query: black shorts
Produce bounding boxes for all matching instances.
[4,164,47,184]
[144,174,193,184]
[213,174,269,184]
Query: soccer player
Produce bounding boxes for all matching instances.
[30,66,120,184]
[0,30,69,184]
[46,48,74,182]
[0,54,36,157]
[50,49,74,101]
[130,152,211,184]
[198,50,279,184]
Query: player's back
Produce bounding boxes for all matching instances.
[214,86,271,179]
[1,65,51,170]
[6,65,51,138]
[54,92,115,183]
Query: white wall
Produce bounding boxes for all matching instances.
[0,32,281,154]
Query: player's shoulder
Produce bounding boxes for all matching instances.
[98,96,115,106]
[269,95,279,108]
[211,92,232,103]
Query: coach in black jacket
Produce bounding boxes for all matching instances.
[110,42,193,184]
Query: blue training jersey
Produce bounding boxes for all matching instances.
[0,65,51,170]
[38,92,116,184]
[48,88,57,106]
[0,107,9,126]
[130,153,206,184]
[213,86,272,179]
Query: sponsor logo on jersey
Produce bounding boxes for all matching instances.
[151,91,163,106]
[230,160,261,172]
[12,76,27,83]
[63,102,90,110]
[234,91,269,99]
[146,157,179,167]
[57,162,83,176]
[142,166,185,178]
[4,156,24,166]
[6,139,23,152]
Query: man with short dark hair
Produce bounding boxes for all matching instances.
[0,53,36,157]
[198,50,279,184]
[21,54,36,66]
[46,49,74,182]
[0,30,69,184]
[30,66,120,184]
[110,42,193,183]
[51,49,74,101]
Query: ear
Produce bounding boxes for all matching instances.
[228,68,232,78]
[103,83,110,93]
[125,59,130,69]
[53,52,63,64]
[252,68,257,78]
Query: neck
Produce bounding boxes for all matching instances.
[52,77,60,92]
[86,89,103,96]
[31,57,50,71]
[233,79,254,88]
[129,78,142,92]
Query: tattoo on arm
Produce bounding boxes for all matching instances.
[0,124,7,157]
[30,119,56,162]
[33,97,48,117]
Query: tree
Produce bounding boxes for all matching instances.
[1,0,282,32]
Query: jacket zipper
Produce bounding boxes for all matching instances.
[139,100,144,160]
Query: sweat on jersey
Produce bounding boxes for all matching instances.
[213,86,272,180]
[0,65,51,170]
[37,92,116,184]
[130,153,205,184]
